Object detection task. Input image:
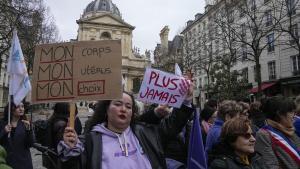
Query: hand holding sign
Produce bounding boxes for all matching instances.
[182,75,193,105]
[138,68,191,108]
[179,77,191,97]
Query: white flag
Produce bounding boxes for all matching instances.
[175,63,183,76]
[7,30,31,105]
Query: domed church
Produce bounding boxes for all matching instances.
[76,0,151,93]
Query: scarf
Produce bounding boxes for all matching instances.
[263,120,300,165]
[240,155,250,165]
[267,119,295,137]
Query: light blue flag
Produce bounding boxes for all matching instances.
[7,30,31,105]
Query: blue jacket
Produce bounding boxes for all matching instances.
[294,116,300,137]
[205,118,224,153]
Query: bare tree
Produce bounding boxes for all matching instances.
[210,0,248,99]
[182,25,217,99]
[231,0,284,97]
[0,0,60,73]
[274,0,300,60]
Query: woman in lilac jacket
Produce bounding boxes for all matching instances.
[58,81,193,169]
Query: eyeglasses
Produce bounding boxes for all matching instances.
[237,132,255,139]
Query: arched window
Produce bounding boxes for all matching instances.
[100,32,111,40]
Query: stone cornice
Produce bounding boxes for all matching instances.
[77,14,135,30]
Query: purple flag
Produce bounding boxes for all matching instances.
[187,109,207,169]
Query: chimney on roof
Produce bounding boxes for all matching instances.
[160,26,170,54]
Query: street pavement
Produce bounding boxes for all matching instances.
[31,148,46,169]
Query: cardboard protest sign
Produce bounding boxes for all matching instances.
[31,40,122,103]
[137,68,188,108]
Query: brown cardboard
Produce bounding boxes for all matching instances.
[31,40,122,103]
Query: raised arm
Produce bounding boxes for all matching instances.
[159,77,194,143]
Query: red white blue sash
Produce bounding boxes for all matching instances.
[262,126,300,165]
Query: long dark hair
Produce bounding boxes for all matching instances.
[3,102,27,122]
[85,91,138,132]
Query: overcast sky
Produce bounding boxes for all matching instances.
[45,0,205,54]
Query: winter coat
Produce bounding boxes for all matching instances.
[60,105,193,169]
[0,120,35,169]
[255,129,300,169]
[137,105,191,164]
[210,152,267,169]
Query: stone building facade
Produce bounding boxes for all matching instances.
[0,55,9,111]
[77,0,151,93]
[153,26,184,73]
[181,0,300,107]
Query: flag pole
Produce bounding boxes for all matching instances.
[8,95,12,138]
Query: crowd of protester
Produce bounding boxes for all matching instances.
[0,84,299,169]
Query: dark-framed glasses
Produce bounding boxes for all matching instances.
[238,132,255,139]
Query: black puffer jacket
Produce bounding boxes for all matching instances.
[138,104,192,164]
[63,105,193,169]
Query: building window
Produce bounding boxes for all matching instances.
[204,76,208,88]
[265,10,272,26]
[290,24,299,44]
[242,51,247,61]
[205,93,209,101]
[267,33,275,52]
[242,44,247,61]
[239,5,245,17]
[242,67,248,82]
[132,78,141,93]
[268,61,276,80]
[287,0,296,16]
[291,55,300,75]
[198,78,202,89]
[101,2,107,10]
[228,10,234,23]
[253,65,258,82]
[100,32,111,40]
[215,40,219,54]
[2,89,8,105]
[292,24,299,37]
[251,0,256,10]
[241,24,246,37]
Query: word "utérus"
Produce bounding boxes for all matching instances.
[81,65,111,75]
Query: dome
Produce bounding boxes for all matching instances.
[83,0,121,18]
